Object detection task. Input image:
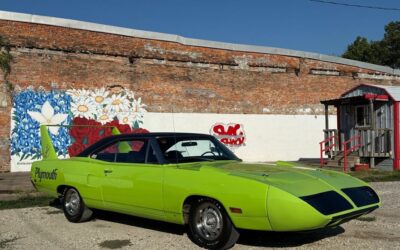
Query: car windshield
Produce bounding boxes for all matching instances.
[157,136,239,163]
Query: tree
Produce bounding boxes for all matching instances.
[342,21,400,69]
[342,37,372,62]
[383,21,400,69]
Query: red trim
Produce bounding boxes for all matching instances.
[341,84,372,97]
[342,135,362,172]
[394,102,400,170]
[341,84,395,101]
[363,93,389,101]
[319,135,338,166]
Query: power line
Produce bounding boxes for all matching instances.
[309,0,400,11]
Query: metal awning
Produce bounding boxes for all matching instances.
[321,94,389,106]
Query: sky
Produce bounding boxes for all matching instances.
[0,0,399,56]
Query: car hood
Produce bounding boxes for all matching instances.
[205,161,367,197]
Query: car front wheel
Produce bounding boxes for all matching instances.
[187,198,239,250]
[62,187,92,223]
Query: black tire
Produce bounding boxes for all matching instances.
[187,198,239,250]
[62,187,92,223]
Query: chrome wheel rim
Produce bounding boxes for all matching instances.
[194,203,223,241]
[65,189,80,216]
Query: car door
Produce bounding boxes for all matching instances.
[80,159,110,209]
[90,138,164,220]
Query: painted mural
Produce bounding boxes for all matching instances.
[10,85,147,171]
[210,123,246,148]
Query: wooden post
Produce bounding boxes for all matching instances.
[336,106,340,152]
[325,104,329,132]
[394,102,400,170]
[370,99,375,168]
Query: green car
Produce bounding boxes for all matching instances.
[31,126,380,249]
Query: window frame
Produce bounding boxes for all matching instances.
[355,105,371,128]
[156,135,240,163]
[89,138,162,165]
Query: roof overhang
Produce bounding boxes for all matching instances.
[321,93,389,106]
[341,84,400,101]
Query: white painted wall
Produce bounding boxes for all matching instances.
[143,113,337,162]
[10,112,336,172]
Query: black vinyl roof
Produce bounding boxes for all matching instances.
[114,132,212,138]
[78,132,213,157]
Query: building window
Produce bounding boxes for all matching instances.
[355,105,370,127]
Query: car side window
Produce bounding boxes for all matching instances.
[146,144,158,164]
[92,139,159,164]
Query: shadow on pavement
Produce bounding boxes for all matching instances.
[237,227,345,247]
[50,201,344,248]
[91,209,186,236]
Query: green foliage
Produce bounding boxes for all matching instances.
[0,195,52,210]
[0,50,12,76]
[343,21,400,69]
[348,169,400,182]
[355,215,376,222]
[0,36,12,77]
[343,37,372,62]
[383,21,400,69]
[0,35,13,95]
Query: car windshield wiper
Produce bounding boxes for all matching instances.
[186,156,215,162]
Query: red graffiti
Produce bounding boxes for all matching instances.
[210,123,245,147]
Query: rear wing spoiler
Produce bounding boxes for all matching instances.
[40,125,122,160]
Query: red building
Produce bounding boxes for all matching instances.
[321,84,400,171]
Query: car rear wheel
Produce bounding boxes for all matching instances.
[187,198,239,250]
[62,187,92,223]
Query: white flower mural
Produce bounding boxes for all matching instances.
[131,97,147,120]
[125,89,136,99]
[116,112,136,126]
[90,87,109,106]
[132,97,146,113]
[71,98,96,119]
[27,101,68,135]
[97,109,115,125]
[66,86,147,128]
[106,93,130,113]
[11,85,148,172]
[67,89,91,102]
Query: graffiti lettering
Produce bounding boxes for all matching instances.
[221,137,245,145]
[34,167,58,182]
[210,123,246,147]
[212,124,243,136]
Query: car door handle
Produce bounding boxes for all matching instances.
[104,169,113,175]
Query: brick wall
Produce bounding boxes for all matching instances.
[0,19,399,171]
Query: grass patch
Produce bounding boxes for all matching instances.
[355,216,376,222]
[0,195,53,210]
[46,210,63,215]
[287,161,400,182]
[0,236,20,248]
[99,239,132,249]
[348,170,400,182]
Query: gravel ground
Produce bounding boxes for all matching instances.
[0,182,399,250]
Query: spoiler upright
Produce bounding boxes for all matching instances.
[39,125,123,160]
[40,125,57,160]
